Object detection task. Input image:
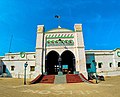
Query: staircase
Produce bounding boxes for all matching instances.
[79,73,93,83]
[30,74,43,84]
[54,75,66,84]
[66,74,83,83]
[40,75,55,84]
[30,73,92,84]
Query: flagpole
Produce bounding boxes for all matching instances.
[58,16,60,28]
[9,35,13,53]
[55,15,61,28]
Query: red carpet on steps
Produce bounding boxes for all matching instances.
[79,73,93,83]
[66,74,83,83]
[40,75,55,83]
[30,74,42,84]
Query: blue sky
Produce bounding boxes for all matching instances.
[0,0,120,55]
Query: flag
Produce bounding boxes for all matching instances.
[55,15,60,18]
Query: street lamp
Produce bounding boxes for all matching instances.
[58,56,62,71]
[24,62,28,85]
[73,57,76,74]
[58,56,63,75]
[57,38,68,76]
[58,39,68,49]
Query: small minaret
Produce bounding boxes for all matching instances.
[36,25,45,48]
[35,25,45,76]
[37,25,44,33]
[74,24,88,78]
[74,24,82,32]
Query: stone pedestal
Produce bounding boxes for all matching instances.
[58,71,63,76]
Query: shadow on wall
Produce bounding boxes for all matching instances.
[0,61,12,77]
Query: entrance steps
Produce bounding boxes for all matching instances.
[66,74,83,83]
[40,75,55,84]
[54,75,66,84]
[30,74,43,84]
[30,73,92,84]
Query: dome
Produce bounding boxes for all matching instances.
[47,28,73,33]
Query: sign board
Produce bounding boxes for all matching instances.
[62,65,68,69]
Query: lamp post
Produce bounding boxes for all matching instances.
[57,38,68,76]
[73,57,76,74]
[58,39,67,49]
[24,62,28,85]
[58,56,62,72]
[58,56,63,75]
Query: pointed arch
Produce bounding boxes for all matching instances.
[61,50,76,74]
[45,50,59,75]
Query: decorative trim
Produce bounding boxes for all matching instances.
[46,40,74,46]
[46,34,74,39]
[20,52,25,58]
[117,51,120,57]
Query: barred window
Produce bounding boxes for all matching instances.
[11,66,15,71]
[11,56,15,59]
[34,55,36,58]
[30,66,35,71]
[118,62,120,67]
[109,63,112,67]
[98,63,102,68]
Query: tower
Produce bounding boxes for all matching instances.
[74,24,87,78]
[35,25,45,76]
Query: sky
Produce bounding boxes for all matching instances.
[0,0,120,56]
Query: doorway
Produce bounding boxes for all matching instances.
[45,51,59,75]
[61,50,76,74]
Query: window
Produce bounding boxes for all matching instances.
[118,62,120,67]
[11,56,15,59]
[86,63,91,69]
[30,66,35,71]
[98,63,102,68]
[109,63,112,67]
[34,55,36,58]
[11,66,15,71]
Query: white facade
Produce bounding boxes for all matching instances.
[0,24,120,78]
[35,24,87,78]
[1,52,35,78]
[86,49,120,76]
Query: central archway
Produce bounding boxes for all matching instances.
[61,50,76,74]
[45,51,59,75]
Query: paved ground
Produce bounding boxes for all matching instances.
[0,76,120,97]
